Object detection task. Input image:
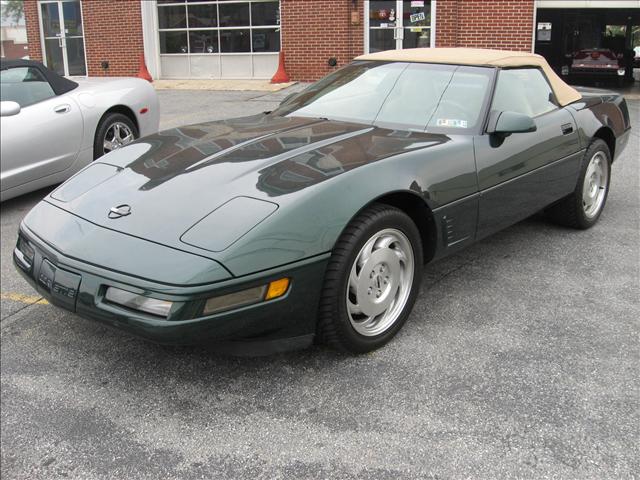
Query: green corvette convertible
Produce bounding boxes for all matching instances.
[14,48,631,354]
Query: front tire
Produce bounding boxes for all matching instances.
[317,203,423,353]
[93,112,138,160]
[546,138,611,229]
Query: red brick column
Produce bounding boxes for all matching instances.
[22,0,143,77]
[281,0,365,82]
[436,0,534,51]
[435,0,460,47]
[82,0,143,76]
[24,0,43,62]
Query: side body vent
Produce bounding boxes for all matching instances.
[441,215,470,248]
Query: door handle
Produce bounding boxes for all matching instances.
[561,123,574,135]
[54,104,71,114]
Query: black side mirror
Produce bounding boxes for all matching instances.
[486,111,537,137]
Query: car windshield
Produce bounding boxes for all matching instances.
[272,61,494,133]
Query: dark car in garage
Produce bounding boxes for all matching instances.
[567,49,626,86]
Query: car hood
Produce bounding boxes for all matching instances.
[46,114,447,270]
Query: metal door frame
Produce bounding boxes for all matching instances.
[364,0,437,54]
[37,0,88,77]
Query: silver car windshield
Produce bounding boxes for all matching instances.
[273,61,494,133]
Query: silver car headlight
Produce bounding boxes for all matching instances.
[105,287,173,317]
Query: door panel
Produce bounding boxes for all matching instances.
[43,38,65,75]
[0,95,83,192]
[65,37,86,76]
[475,108,582,239]
[61,0,86,76]
[369,28,396,53]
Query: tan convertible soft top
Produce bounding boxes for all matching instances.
[356,48,582,106]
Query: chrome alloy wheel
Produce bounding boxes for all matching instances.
[582,151,609,219]
[103,122,135,154]
[346,228,415,337]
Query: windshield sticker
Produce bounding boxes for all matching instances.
[436,119,468,128]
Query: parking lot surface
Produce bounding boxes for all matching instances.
[1,89,638,479]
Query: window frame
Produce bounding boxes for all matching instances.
[0,66,58,109]
[485,67,560,128]
[156,0,281,56]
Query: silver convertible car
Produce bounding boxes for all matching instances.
[0,60,159,201]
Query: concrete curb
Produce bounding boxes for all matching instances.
[153,79,297,92]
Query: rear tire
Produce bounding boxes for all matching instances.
[545,138,611,229]
[317,203,423,354]
[93,112,138,160]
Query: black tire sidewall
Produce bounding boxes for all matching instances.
[325,206,423,353]
[93,113,138,160]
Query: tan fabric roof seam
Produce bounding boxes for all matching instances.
[355,48,582,106]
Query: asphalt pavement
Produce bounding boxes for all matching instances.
[0,89,638,479]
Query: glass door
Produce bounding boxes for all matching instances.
[367,1,432,53]
[40,0,86,76]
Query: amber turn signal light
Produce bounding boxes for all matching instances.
[265,278,290,300]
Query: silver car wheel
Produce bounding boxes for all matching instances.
[103,122,135,154]
[582,151,609,219]
[346,228,415,337]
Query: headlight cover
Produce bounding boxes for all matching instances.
[105,287,173,317]
[180,196,278,252]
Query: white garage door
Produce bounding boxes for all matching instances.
[156,0,280,79]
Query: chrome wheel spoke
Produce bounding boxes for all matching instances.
[358,238,375,267]
[345,228,414,337]
[347,298,363,316]
[103,122,134,154]
[581,151,609,219]
[393,246,408,265]
[348,262,360,292]
[103,139,116,152]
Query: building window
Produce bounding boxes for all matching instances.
[157,0,280,55]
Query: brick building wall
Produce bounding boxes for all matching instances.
[282,0,534,81]
[24,0,42,62]
[281,0,364,82]
[435,0,534,51]
[81,0,143,76]
[1,40,30,60]
[23,0,143,76]
[23,0,535,81]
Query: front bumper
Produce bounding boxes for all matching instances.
[14,224,329,353]
[569,67,625,77]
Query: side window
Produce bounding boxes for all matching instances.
[491,68,557,117]
[0,67,56,108]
